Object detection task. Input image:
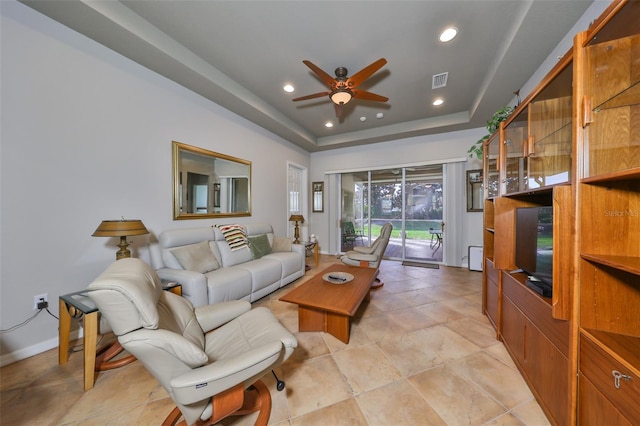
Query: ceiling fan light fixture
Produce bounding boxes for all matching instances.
[330,89,352,105]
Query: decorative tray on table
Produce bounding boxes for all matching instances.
[322,272,354,284]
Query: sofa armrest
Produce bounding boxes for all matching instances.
[291,243,305,256]
[156,268,208,308]
[195,301,251,332]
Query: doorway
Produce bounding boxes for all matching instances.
[340,164,444,263]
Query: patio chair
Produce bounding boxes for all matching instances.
[342,221,364,247]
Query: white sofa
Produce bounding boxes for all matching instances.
[150,223,305,307]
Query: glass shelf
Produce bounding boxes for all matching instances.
[594,80,640,112]
[531,121,572,154]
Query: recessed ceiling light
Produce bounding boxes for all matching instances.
[283,84,295,93]
[325,121,333,128]
[439,27,458,43]
[376,113,384,119]
[433,98,444,106]
[360,116,367,122]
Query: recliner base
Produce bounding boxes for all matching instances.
[162,379,272,426]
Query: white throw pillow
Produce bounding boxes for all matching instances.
[272,236,293,252]
[171,241,220,273]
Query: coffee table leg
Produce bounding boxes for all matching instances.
[297,306,325,332]
[326,312,350,344]
[298,306,351,344]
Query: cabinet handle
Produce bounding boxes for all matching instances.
[583,96,592,127]
[612,370,631,389]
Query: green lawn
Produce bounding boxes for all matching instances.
[360,220,442,240]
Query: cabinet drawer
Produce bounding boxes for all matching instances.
[580,334,640,422]
[502,272,570,356]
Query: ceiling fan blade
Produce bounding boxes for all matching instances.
[292,91,331,102]
[302,60,336,87]
[353,90,389,102]
[347,58,387,88]
[334,102,344,118]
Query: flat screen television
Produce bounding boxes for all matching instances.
[515,206,553,296]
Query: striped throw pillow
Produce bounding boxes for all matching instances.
[216,224,248,251]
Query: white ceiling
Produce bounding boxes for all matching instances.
[21,0,594,152]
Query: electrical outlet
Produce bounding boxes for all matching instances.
[33,293,48,310]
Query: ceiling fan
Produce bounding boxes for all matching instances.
[292,58,388,118]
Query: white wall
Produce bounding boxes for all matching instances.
[0,1,309,363]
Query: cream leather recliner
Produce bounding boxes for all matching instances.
[87,258,297,426]
[340,223,393,268]
[340,223,393,287]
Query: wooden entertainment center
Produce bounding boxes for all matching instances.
[481,1,639,424]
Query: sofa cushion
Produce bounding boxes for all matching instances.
[216,224,248,251]
[204,267,252,304]
[248,234,272,259]
[264,251,302,280]
[235,258,282,294]
[159,227,216,270]
[272,237,292,252]
[171,241,220,274]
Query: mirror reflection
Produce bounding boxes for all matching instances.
[173,141,251,219]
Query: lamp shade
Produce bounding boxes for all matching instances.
[92,220,149,237]
[289,215,305,223]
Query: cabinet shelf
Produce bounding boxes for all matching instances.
[581,328,640,377]
[581,254,640,276]
[502,185,556,200]
[581,166,640,184]
[593,80,640,112]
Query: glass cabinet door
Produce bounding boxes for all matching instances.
[503,108,528,194]
[527,62,573,188]
[585,34,640,179]
[484,132,500,198]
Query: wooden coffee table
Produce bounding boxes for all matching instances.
[280,264,378,343]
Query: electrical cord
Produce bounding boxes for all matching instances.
[0,306,59,334]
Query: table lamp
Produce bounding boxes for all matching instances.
[92,219,149,260]
[289,214,304,244]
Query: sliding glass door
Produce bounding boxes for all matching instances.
[340,164,444,263]
[403,165,443,262]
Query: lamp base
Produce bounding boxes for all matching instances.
[116,236,131,260]
[293,223,301,244]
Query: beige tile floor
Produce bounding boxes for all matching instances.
[0,256,550,425]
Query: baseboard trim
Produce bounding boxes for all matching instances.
[0,329,83,367]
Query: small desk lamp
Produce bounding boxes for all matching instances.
[92,219,149,260]
[289,214,305,244]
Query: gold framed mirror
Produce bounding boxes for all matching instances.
[466,169,483,212]
[173,141,251,220]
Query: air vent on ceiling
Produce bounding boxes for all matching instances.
[432,72,448,89]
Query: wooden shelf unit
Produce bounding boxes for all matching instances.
[574,2,640,422]
[481,2,640,424]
